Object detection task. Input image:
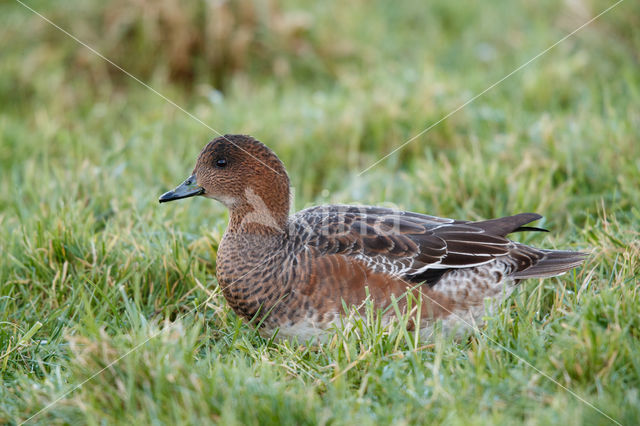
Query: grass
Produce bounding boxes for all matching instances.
[1,0,639,424]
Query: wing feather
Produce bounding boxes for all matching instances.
[292,206,548,285]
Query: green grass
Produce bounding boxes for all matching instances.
[1,0,639,424]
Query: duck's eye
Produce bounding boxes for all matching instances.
[216,158,227,168]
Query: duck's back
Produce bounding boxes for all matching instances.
[290,205,572,283]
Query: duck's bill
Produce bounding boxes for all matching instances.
[159,175,204,203]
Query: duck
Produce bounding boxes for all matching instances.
[159,134,586,341]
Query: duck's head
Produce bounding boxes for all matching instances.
[159,134,290,231]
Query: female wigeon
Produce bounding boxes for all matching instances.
[160,135,586,340]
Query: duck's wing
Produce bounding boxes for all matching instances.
[291,205,547,285]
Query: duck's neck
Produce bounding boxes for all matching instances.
[227,185,290,235]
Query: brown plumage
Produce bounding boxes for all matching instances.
[159,135,587,340]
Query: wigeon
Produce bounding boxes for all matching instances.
[160,135,586,340]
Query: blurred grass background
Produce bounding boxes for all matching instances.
[1,0,639,424]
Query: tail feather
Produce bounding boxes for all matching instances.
[513,249,588,279]
[473,213,546,236]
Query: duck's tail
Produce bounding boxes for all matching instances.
[472,213,587,279]
[512,249,588,279]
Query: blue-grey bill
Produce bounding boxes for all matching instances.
[159,175,204,203]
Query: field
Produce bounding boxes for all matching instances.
[1,0,639,424]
